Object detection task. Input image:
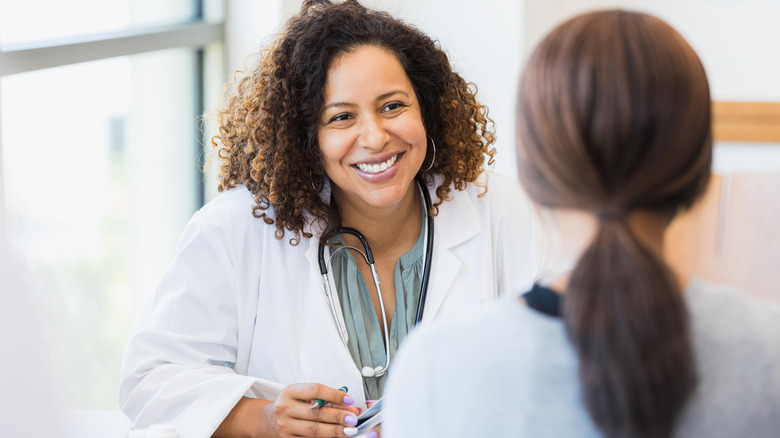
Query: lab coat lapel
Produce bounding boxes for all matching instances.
[420,181,481,322]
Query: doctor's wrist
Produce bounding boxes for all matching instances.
[213,396,275,438]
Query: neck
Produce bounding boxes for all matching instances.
[543,209,676,292]
[333,181,423,256]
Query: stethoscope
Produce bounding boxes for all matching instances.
[317,176,434,378]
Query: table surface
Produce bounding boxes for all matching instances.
[62,410,132,438]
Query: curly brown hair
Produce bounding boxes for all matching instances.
[212,0,496,244]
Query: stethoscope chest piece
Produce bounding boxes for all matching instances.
[362,365,386,378]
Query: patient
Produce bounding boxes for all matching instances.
[0,243,61,436]
[383,9,780,438]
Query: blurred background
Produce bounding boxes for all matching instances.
[0,0,778,412]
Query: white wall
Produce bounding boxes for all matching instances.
[224,0,284,76]
[523,0,780,102]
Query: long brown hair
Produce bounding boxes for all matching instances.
[516,10,712,437]
[212,0,495,244]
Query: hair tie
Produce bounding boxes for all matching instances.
[597,210,624,222]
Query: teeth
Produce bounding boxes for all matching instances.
[355,154,398,174]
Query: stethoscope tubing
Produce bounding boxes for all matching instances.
[317,176,434,378]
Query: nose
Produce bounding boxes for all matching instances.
[358,114,390,150]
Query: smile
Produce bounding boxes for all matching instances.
[354,154,399,174]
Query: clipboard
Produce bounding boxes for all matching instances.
[355,398,383,436]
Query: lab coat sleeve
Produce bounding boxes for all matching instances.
[119,207,266,438]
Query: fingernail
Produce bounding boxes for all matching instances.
[343,395,355,405]
[367,431,378,438]
[345,415,358,426]
[344,426,358,436]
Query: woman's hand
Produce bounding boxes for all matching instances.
[264,383,363,438]
[214,383,363,438]
[362,400,381,438]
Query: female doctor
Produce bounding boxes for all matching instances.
[119,1,540,437]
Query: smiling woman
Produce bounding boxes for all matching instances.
[319,45,427,215]
[118,1,542,437]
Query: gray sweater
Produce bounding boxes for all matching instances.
[383,279,780,437]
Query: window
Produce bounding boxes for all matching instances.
[0,0,224,410]
[0,0,199,48]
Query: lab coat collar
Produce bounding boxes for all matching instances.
[302,178,333,238]
[424,174,482,248]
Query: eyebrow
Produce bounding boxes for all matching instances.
[377,89,409,101]
[321,90,410,111]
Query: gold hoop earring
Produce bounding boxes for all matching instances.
[310,170,324,192]
[423,135,436,172]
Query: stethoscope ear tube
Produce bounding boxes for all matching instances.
[318,241,350,346]
[415,176,434,325]
[322,275,349,346]
[317,238,328,275]
[337,228,375,265]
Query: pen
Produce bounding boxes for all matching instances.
[310,386,348,409]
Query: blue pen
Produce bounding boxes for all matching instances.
[310,386,348,409]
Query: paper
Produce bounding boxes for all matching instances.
[356,398,383,436]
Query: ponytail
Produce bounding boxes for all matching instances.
[565,218,696,437]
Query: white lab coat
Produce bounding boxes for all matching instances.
[119,171,541,438]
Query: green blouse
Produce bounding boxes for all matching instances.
[328,218,425,401]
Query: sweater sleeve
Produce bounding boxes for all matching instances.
[382,328,440,438]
